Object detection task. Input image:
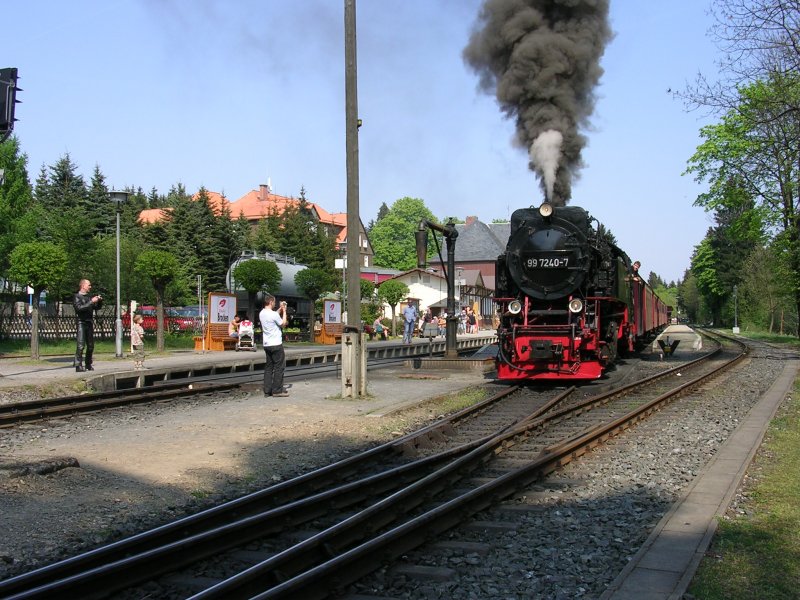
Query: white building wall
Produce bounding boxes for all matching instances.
[378,270,460,320]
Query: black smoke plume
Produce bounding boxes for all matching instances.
[464,0,611,205]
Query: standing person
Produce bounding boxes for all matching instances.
[130,314,145,370]
[402,302,417,344]
[260,294,289,397]
[73,278,103,372]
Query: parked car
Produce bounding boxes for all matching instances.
[122,306,193,333]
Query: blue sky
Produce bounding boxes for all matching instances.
[4,0,719,284]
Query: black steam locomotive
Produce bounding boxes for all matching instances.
[493,203,668,381]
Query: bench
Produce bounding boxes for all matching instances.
[194,322,237,351]
[314,322,343,345]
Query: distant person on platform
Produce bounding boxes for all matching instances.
[402,303,418,345]
[130,314,146,370]
[260,294,289,397]
[373,317,386,341]
[228,314,241,339]
[73,278,103,372]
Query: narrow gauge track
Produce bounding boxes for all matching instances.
[0,333,742,600]
[0,381,242,428]
[0,351,468,429]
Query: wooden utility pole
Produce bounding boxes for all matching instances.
[343,0,366,397]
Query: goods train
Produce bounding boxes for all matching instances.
[493,203,669,381]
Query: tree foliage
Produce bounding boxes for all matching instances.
[377,279,409,337]
[370,197,438,271]
[8,241,68,358]
[232,258,282,322]
[686,74,800,333]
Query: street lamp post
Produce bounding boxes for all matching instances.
[110,190,129,358]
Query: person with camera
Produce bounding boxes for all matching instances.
[259,294,289,397]
[73,278,103,372]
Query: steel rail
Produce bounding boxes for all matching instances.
[0,383,525,599]
[1,334,736,599]
[190,337,745,599]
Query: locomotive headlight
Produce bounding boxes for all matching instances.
[509,299,523,314]
[538,202,554,218]
[568,298,583,313]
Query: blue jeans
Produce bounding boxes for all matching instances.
[403,320,415,343]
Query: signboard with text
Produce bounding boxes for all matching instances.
[209,293,237,324]
[324,300,341,324]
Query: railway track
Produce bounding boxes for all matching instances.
[0,332,743,599]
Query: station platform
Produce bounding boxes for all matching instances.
[0,333,497,392]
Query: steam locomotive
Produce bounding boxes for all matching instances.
[493,203,668,381]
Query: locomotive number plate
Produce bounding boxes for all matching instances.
[526,256,569,268]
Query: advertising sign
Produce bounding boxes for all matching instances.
[325,300,341,324]
[209,293,236,324]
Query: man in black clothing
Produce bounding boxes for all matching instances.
[74,279,103,372]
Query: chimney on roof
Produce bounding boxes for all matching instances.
[259,183,270,201]
[466,216,477,226]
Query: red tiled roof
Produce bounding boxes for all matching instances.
[228,187,349,243]
[138,207,171,225]
[137,185,352,245]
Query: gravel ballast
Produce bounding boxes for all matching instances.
[0,342,794,599]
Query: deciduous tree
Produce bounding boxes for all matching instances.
[8,242,67,359]
[232,258,282,323]
[134,250,180,352]
[295,268,337,340]
[377,279,409,337]
[370,197,438,270]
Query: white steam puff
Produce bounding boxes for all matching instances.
[530,130,562,202]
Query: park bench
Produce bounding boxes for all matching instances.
[194,322,237,351]
[314,322,343,345]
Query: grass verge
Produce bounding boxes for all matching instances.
[687,379,800,599]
